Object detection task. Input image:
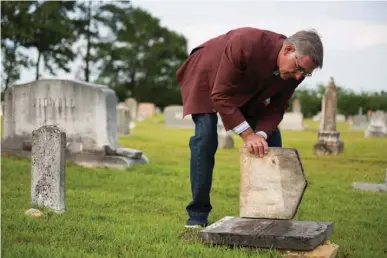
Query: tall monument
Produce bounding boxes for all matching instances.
[313,77,344,155]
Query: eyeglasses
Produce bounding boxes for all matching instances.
[295,56,313,77]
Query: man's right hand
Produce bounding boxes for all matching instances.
[240,128,268,157]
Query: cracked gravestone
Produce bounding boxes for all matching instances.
[31,125,66,213]
[198,147,334,252]
[240,147,307,219]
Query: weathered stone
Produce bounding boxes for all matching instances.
[313,78,344,155]
[25,208,42,217]
[240,147,307,219]
[198,216,333,251]
[116,102,131,135]
[1,79,149,169]
[351,182,387,192]
[280,112,304,131]
[164,105,194,128]
[218,127,234,149]
[137,102,156,120]
[292,98,302,113]
[280,240,339,258]
[124,97,137,122]
[365,110,387,137]
[31,125,66,214]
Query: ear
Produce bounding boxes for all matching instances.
[283,44,296,56]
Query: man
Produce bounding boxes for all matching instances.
[176,27,323,228]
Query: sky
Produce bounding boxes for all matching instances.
[14,0,387,93]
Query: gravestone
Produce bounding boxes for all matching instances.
[137,102,155,121]
[279,98,303,130]
[31,125,66,213]
[124,98,137,129]
[279,112,304,131]
[365,110,387,137]
[352,107,368,130]
[198,146,334,251]
[2,79,149,169]
[313,78,344,155]
[116,102,131,135]
[164,105,194,128]
[351,169,387,192]
[240,147,307,219]
[217,114,234,149]
[198,216,333,251]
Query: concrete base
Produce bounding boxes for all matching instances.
[198,216,333,251]
[280,241,339,258]
[2,148,149,169]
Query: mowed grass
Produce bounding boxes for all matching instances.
[2,117,387,258]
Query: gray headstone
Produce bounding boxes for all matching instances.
[314,78,344,155]
[365,110,387,137]
[240,147,307,219]
[164,105,194,128]
[279,112,304,131]
[2,79,149,169]
[116,102,131,135]
[31,125,66,213]
[218,127,234,149]
[124,97,137,122]
[352,168,387,192]
[2,79,119,152]
[292,98,301,113]
[198,216,333,251]
[352,114,368,130]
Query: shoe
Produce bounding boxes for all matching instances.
[184,218,208,229]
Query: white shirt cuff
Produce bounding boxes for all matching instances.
[256,131,268,140]
[232,121,250,134]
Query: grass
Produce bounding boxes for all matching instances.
[2,117,387,258]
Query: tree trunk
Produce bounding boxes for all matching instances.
[84,1,92,82]
[35,51,41,80]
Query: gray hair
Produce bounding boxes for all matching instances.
[285,29,324,69]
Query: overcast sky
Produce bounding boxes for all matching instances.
[15,0,387,93]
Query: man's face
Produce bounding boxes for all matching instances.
[278,45,318,80]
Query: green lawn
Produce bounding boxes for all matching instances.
[2,118,387,258]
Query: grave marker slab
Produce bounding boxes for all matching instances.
[2,79,149,169]
[198,216,333,251]
[279,112,304,131]
[164,105,194,128]
[116,102,131,135]
[240,147,307,219]
[31,125,66,213]
[365,110,387,137]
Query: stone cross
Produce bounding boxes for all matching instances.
[31,125,66,213]
[313,77,344,155]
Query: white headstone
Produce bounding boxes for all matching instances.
[365,110,387,137]
[116,102,131,135]
[2,79,119,152]
[279,112,304,130]
[164,105,194,128]
[31,125,66,213]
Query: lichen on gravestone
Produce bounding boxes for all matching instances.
[31,125,66,214]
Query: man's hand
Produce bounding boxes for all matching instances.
[240,128,268,157]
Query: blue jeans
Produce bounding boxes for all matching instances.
[186,113,282,222]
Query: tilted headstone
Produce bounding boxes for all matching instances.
[313,77,344,155]
[240,147,307,219]
[116,102,131,135]
[31,125,66,213]
[365,110,387,137]
[164,105,194,128]
[2,79,149,168]
[198,146,334,251]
